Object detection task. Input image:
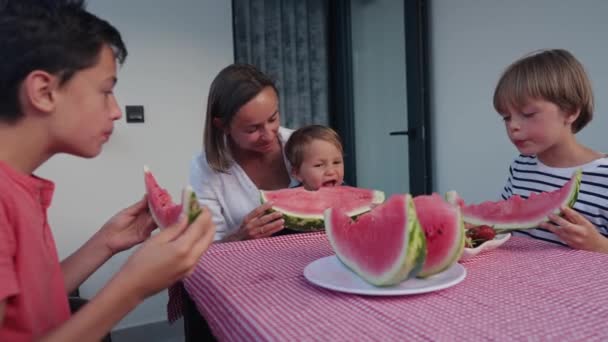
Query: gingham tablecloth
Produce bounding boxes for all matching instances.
[173,232,608,341]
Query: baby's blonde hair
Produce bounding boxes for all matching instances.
[285,125,343,170]
[493,49,594,133]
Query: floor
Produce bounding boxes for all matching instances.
[112,318,185,342]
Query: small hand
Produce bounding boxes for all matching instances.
[540,207,608,253]
[98,195,157,256]
[238,202,284,240]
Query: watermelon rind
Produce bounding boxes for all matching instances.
[325,194,427,286]
[398,208,427,282]
[181,186,202,224]
[445,191,463,208]
[462,169,582,232]
[260,189,385,232]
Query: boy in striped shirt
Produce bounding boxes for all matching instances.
[493,49,608,253]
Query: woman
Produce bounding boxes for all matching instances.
[190,64,297,242]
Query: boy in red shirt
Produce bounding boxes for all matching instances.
[0,1,216,341]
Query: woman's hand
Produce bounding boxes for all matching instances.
[231,202,285,241]
[116,207,216,300]
[540,207,608,253]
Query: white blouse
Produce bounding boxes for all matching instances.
[189,127,298,241]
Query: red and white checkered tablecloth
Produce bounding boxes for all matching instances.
[174,232,608,341]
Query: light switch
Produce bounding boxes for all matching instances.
[125,105,144,123]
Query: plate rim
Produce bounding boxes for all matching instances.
[461,232,512,260]
[303,255,467,296]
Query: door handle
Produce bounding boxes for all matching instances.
[389,130,409,136]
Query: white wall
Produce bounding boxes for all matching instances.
[430,0,608,202]
[38,0,233,329]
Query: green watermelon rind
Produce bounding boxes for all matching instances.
[395,203,427,283]
[182,186,202,225]
[260,189,385,232]
[325,194,427,287]
[417,204,465,278]
[464,169,582,232]
[445,191,462,207]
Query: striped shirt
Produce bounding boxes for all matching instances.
[500,154,608,246]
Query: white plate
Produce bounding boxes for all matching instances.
[460,233,511,261]
[303,255,466,296]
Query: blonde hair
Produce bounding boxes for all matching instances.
[285,125,344,170]
[493,49,594,133]
[203,64,278,173]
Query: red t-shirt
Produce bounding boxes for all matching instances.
[0,161,70,341]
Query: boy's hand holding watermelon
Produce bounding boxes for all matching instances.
[115,206,215,299]
[95,195,157,256]
[541,207,608,253]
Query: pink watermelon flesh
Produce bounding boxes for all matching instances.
[262,186,383,215]
[329,196,407,277]
[413,194,464,278]
[144,167,182,228]
[325,194,426,286]
[459,169,581,231]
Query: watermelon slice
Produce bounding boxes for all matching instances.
[447,169,582,232]
[260,186,385,232]
[324,194,427,286]
[413,194,465,278]
[144,166,202,227]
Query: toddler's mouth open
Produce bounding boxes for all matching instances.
[322,180,338,187]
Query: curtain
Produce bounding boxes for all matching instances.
[233,0,330,128]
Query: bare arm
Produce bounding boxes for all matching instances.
[60,234,112,294]
[40,210,215,342]
[39,271,140,342]
[61,196,157,294]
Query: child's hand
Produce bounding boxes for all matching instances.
[96,195,157,256]
[540,207,608,253]
[116,207,215,300]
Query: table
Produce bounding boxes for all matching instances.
[178,232,608,341]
